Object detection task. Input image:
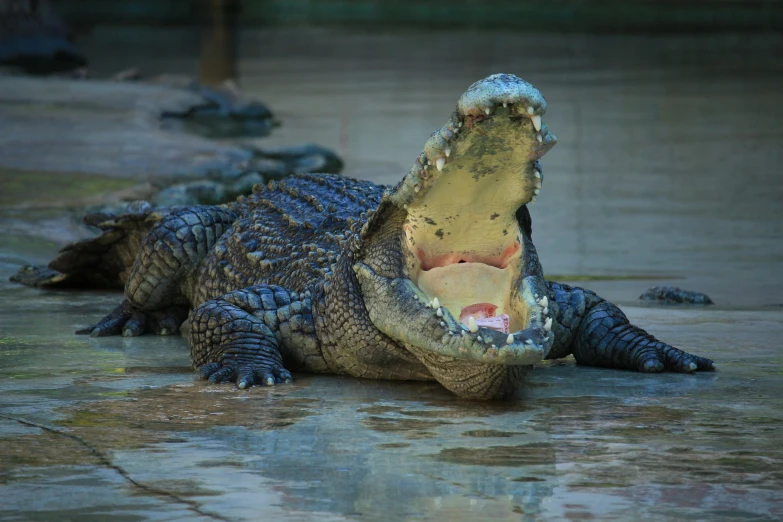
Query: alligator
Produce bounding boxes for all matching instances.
[74,74,715,400]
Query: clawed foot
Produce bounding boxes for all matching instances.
[638,344,716,374]
[198,360,293,389]
[76,300,189,337]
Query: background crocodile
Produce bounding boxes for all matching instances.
[72,74,714,400]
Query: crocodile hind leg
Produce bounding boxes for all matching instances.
[190,285,322,388]
[76,301,191,337]
[546,282,715,372]
[79,206,238,337]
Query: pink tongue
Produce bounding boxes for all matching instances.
[474,315,510,333]
[459,303,510,334]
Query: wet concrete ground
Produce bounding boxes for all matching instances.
[1,29,783,520]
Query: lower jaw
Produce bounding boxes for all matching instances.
[353,262,550,366]
[416,261,526,332]
[406,343,532,400]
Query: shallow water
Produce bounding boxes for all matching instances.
[1,28,783,520]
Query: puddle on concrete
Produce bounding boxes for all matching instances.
[462,429,524,438]
[361,415,454,439]
[1,28,783,522]
[432,444,556,467]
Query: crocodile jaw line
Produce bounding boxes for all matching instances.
[355,74,557,364]
[353,262,549,365]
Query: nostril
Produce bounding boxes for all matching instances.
[458,260,466,264]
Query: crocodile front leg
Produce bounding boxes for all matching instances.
[545,282,715,372]
[190,285,327,388]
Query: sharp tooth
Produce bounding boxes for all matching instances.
[414,185,420,193]
[531,115,542,131]
[436,158,445,171]
[468,316,479,333]
[477,336,483,342]
[436,308,443,317]
[458,120,463,127]
[525,339,534,345]
[540,296,548,308]
[534,170,541,179]
[534,179,542,189]
[506,334,514,345]
[444,147,451,157]
[502,102,507,108]
[527,106,535,115]
[530,196,537,204]
[544,317,553,331]
[484,107,491,115]
[440,321,446,327]
[534,188,540,195]
[543,307,549,315]
[432,297,440,308]
[536,134,543,143]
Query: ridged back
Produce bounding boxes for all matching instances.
[196,173,386,302]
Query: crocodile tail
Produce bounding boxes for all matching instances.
[11,203,171,289]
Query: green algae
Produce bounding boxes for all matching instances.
[0,169,139,207]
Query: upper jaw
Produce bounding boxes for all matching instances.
[387,73,557,210]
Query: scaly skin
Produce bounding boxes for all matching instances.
[78,74,714,399]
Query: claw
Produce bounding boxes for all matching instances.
[641,358,664,373]
[198,362,221,379]
[208,366,235,384]
[75,325,94,335]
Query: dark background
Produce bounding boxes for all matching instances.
[55,0,783,32]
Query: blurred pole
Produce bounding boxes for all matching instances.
[199,0,239,86]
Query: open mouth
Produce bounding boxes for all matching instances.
[404,106,547,328]
[355,74,557,365]
[405,89,556,345]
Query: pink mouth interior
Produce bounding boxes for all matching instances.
[416,243,520,271]
[459,303,510,334]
